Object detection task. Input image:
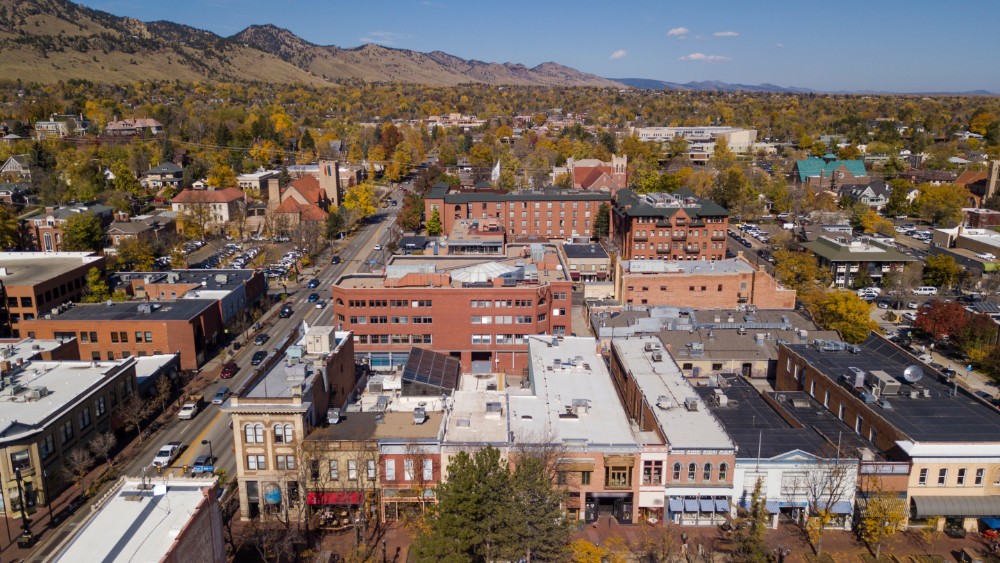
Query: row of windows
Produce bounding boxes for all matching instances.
[244,423,294,444]
[471,299,534,308]
[5,277,84,311]
[64,331,155,344]
[471,201,599,210]
[505,219,592,228]
[248,456,437,483]
[347,300,433,308]
[917,467,990,487]
[630,254,725,261]
[354,334,433,345]
[635,229,725,238]
[634,242,724,251]
[472,316,539,324]
[504,210,592,218]
[632,216,726,224]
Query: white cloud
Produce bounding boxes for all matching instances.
[776,43,785,48]
[609,49,627,60]
[714,31,739,37]
[667,27,689,37]
[678,53,731,63]
[359,30,400,45]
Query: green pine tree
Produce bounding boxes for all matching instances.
[426,208,442,236]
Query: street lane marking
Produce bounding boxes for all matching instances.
[175,410,224,469]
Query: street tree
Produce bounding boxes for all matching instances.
[803,452,856,557]
[62,212,104,251]
[87,432,118,470]
[325,208,345,240]
[884,179,914,217]
[110,160,142,195]
[923,254,963,289]
[915,300,969,341]
[0,204,19,250]
[856,475,906,560]
[809,291,880,344]
[773,249,830,292]
[119,394,151,442]
[114,238,156,272]
[81,267,111,303]
[62,447,96,492]
[955,313,1000,366]
[915,183,966,227]
[732,477,770,562]
[426,208,442,236]
[342,183,378,220]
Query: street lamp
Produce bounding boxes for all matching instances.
[202,439,214,462]
[14,468,34,546]
[382,538,387,563]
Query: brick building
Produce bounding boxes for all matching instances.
[20,299,222,370]
[776,334,1000,531]
[550,155,629,193]
[615,257,795,309]
[171,188,246,234]
[22,204,114,252]
[111,268,267,326]
[424,184,611,240]
[609,337,737,526]
[224,326,356,520]
[611,188,729,262]
[332,244,573,373]
[0,356,139,517]
[0,252,105,338]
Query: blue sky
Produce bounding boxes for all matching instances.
[79,0,1000,92]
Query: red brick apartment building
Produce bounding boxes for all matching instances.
[22,204,114,252]
[616,256,796,309]
[332,244,573,373]
[611,188,729,261]
[0,252,105,338]
[424,183,611,240]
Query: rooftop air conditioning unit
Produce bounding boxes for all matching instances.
[651,352,663,362]
[644,342,660,352]
[684,397,700,411]
[327,408,341,425]
[413,407,427,425]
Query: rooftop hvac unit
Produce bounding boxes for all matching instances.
[684,397,700,411]
[571,398,591,415]
[656,396,674,410]
[848,367,866,388]
[485,401,502,416]
[869,370,901,396]
[690,342,705,352]
[651,352,663,362]
[644,341,661,352]
[27,386,49,400]
[413,407,427,425]
[327,408,341,425]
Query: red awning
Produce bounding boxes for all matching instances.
[307,491,363,505]
[596,272,608,279]
[570,272,581,280]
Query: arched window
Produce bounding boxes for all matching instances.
[688,462,697,481]
[274,424,291,443]
[245,423,265,444]
[703,463,713,481]
[718,463,729,481]
[672,463,682,481]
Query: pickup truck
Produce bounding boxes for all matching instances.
[152,442,182,468]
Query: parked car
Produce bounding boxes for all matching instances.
[192,455,215,476]
[374,244,383,251]
[254,333,270,345]
[907,301,919,309]
[250,351,267,366]
[913,286,938,295]
[177,402,199,419]
[220,361,239,379]
[331,255,341,264]
[213,387,230,405]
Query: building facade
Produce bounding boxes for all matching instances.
[801,236,915,288]
[0,252,105,338]
[611,189,730,262]
[332,245,573,373]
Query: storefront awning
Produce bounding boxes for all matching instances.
[557,458,595,472]
[981,517,1000,530]
[700,499,715,513]
[912,495,1000,518]
[307,491,362,505]
[765,501,780,513]
[715,499,730,513]
[669,499,683,513]
[857,495,907,521]
[570,272,581,280]
[684,499,699,513]
[815,500,853,514]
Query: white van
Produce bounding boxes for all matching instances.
[913,287,938,295]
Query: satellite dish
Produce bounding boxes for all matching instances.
[902,365,924,383]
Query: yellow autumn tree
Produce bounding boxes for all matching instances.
[342,183,378,219]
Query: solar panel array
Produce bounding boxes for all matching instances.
[402,347,460,392]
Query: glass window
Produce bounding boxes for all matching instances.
[385,460,396,480]
[367,460,376,480]
[581,471,591,485]
[403,459,414,481]
[957,468,966,486]
[246,455,266,471]
[976,468,985,486]
[348,460,358,480]
[422,459,433,481]
[918,468,927,485]
[688,463,697,481]
[937,468,947,486]
[703,463,713,481]
[718,463,728,481]
[329,460,339,480]
[672,463,681,481]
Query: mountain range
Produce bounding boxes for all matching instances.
[612,77,995,96]
[0,0,619,87]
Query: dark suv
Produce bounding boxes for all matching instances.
[279,305,293,318]
[251,351,268,366]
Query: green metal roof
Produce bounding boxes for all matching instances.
[795,157,868,182]
[612,188,729,219]
[802,236,915,263]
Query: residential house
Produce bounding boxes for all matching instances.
[171,188,247,235]
[0,155,30,181]
[841,180,892,210]
[34,114,90,140]
[104,118,164,138]
[106,211,176,247]
[141,161,184,190]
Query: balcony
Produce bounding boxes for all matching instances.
[684,246,701,254]
[633,235,648,242]
[672,232,687,240]
[604,480,633,490]
[711,234,727,241]
[656,247,671,255]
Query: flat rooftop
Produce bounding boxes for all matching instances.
[786,335,1000,443]
[305,411,444,442]
[443,374,509,445]
[509,336,641,448]
[659,327,840,366]
[563,243,609,260]
[112,269,256,292]
[53,478,218,563]
[44,299,215,322]
[0,338,68,371]
[337,244,569,289]
[803,236,914,263]
[621,259,753,275]
[694,376,869,459]
[240,330,351,403]
[611,337,735,452]
[132,354,179,387]
[0,358,135,443]
[0,252,101,287]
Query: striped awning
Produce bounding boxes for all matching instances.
[715,499,731,513]
[700,499,715,513]
[668,498,683,512]
[912,496,1000,518]
[684,499,699,512]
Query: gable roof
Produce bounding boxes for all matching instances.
[794,157,868,182]
[956,170,988,187]
[274,197,326,222]
[285,175,325,204]
[171,187,245,204]
[143,162,182,176]
[574,166,611,187]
